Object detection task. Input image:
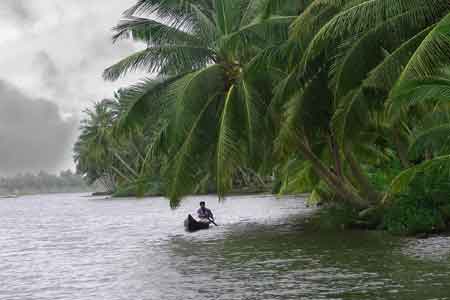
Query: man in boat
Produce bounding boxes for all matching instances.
[197,201,214,223]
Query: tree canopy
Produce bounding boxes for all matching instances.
[75,0,450,232]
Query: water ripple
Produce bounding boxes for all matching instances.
[0,194,450,299]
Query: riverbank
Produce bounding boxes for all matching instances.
[108,183,273,198]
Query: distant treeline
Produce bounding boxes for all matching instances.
[0,170,91,195]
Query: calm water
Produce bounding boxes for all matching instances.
[1,193,450,300]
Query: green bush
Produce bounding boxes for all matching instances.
[383,170,450,235]
[367,159,403,192]
[383,194,444,235]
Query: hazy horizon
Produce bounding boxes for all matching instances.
[0,0,145,176]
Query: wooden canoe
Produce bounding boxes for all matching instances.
[184,214,210,231]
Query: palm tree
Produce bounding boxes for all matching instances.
[104,0,300,206]
[74,99,118,192]
[100,0,450,215]
[272,0,450,210]
[74,91,165,196]
[382,69,450,196]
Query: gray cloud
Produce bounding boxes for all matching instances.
[0,80,78,176]
[0,0,147,175]
[33,51,69,98]
[1,0,35,23]
[0,0,144,113]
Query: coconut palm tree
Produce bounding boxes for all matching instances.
[272,0,450,211]
[74,91,165,196]
[74,99,118,192]
[104,0,301,206]
[99,0,450,215]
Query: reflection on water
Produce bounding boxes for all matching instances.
[0,193,449,300]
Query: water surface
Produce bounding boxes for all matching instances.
[0,193,449,299]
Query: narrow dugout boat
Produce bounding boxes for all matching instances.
[184,214,210,231]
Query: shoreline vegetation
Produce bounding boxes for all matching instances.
[0,170,91,196]
[74,0,450,237]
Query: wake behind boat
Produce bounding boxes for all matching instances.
[184,214,210,232]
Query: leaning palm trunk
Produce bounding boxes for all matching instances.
[344,148,383,205]
[392,127,411,168]
[329,132,344,180]
[298,140,370,209]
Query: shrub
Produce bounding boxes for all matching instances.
[383,170,450,235]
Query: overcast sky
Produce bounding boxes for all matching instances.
[0,0,145,176]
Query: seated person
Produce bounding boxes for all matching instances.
[197,201,214,223]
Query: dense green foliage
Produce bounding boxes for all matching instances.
[75,0,450,234]
[74,94,165,196]
[383,169,450,235]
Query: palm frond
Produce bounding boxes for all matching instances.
[103,45,214,80]
[330,8,433,101]
[388,13,450,117]
[163,65,226,205]
[289,0,350,53]
[395,11,450,82]
[125,0,214,27]
[386,154,450,200]
[115,74,186,127]
[220,15,295,52]
[409,124,450,159]
[392,75,450,108]
[363,26,433,92]
[214,0,242,35]
[216,85,241,196]
[302,0,449,73]
[275,73,331,156]
[112,17,202,46]
[166,92,219,207]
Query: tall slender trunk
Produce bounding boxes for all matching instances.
[345,148,382,205]
[298,140,370,209]
[425,149,433,161]
[329,133,344,179]
[393,128,411,168]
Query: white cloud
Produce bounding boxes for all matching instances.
[0,0,145,113]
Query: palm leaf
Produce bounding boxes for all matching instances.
[363,26,433,92]
[386,154,450,199]
[216,84,241,196]
[112,17,202,46]
[409,124,450,159]
[103,45,214,80]
[302,0,449,73]
[396,11,450,81]
[125,0,214,27]
[166,92,219,206]
[392,75,450,107]
[116,74,186,127]
[164,65,226,205]
[389,12,450,116]
[330,8,434,101]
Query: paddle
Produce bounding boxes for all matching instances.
[208,217,218,226]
